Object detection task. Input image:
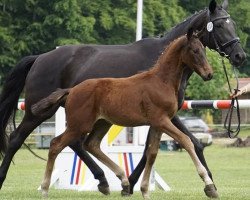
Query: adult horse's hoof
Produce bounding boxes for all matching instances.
[121,185,131,196]
[204,184,219,198]
[98,183,110,195]
[128,183,135,194]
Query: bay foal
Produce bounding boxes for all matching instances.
[32,30,214,199]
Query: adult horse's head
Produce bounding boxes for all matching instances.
[182,29,213,81]
[190,0,246,66]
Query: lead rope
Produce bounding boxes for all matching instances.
[222,59,241,138]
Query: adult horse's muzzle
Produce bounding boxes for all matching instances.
[229,48,247,67]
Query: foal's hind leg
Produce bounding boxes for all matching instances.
[140,130,162,199]
[41,128,81,197]
[69,138,110,195]
[159,117,218,198]
[84,129,130,196]
[128,127,158,194]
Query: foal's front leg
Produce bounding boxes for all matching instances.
[172,116,214,181]
[160,117,218,198]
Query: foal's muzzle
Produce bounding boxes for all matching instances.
[203,73,213,81]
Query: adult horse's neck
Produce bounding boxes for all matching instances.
[159,9,207,48]
[156,9,208,107]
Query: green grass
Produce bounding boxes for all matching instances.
[1,143,250,199]
[237,127,250,137]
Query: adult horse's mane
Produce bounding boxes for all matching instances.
[160,9,206,42]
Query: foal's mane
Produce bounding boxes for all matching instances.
[153,36,188,69]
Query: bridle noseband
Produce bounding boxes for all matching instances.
[206,10,240,58]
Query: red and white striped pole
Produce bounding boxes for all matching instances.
[18,99,250,111]
[181,100,250,110]
[17,101,25,111]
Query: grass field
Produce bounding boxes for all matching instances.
[1,141,250,200]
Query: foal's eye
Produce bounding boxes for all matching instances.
[193,49,199,54]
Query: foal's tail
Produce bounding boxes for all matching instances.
[0,55,39,158]
[31,88,70,116]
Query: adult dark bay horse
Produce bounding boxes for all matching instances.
[32,31,214,199]
[0,0,246,196]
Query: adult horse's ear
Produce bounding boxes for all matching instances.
[187,28,193,41]
[209,0,217,13]
[222,0,228,10]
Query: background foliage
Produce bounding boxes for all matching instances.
[0,0,249,113]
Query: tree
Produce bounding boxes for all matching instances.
[0,0,187,84]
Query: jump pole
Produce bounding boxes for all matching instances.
[181,99,250,110]
[17,100,250,112]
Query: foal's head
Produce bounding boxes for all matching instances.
[181,29,213,81]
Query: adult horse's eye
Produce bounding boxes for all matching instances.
[215,23,222,28]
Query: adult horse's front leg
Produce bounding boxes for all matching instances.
[161,118,218,198]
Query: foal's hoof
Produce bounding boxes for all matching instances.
[98,183,110,195]
[121,185,131,197]
[41,190,48,198]
[204,184,219,198]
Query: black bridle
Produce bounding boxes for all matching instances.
[206,10,241,138]
[206,10,240,59]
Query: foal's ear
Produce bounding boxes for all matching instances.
[187,28,193,41]
[209,0,217,13]
[197,28,205,38]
